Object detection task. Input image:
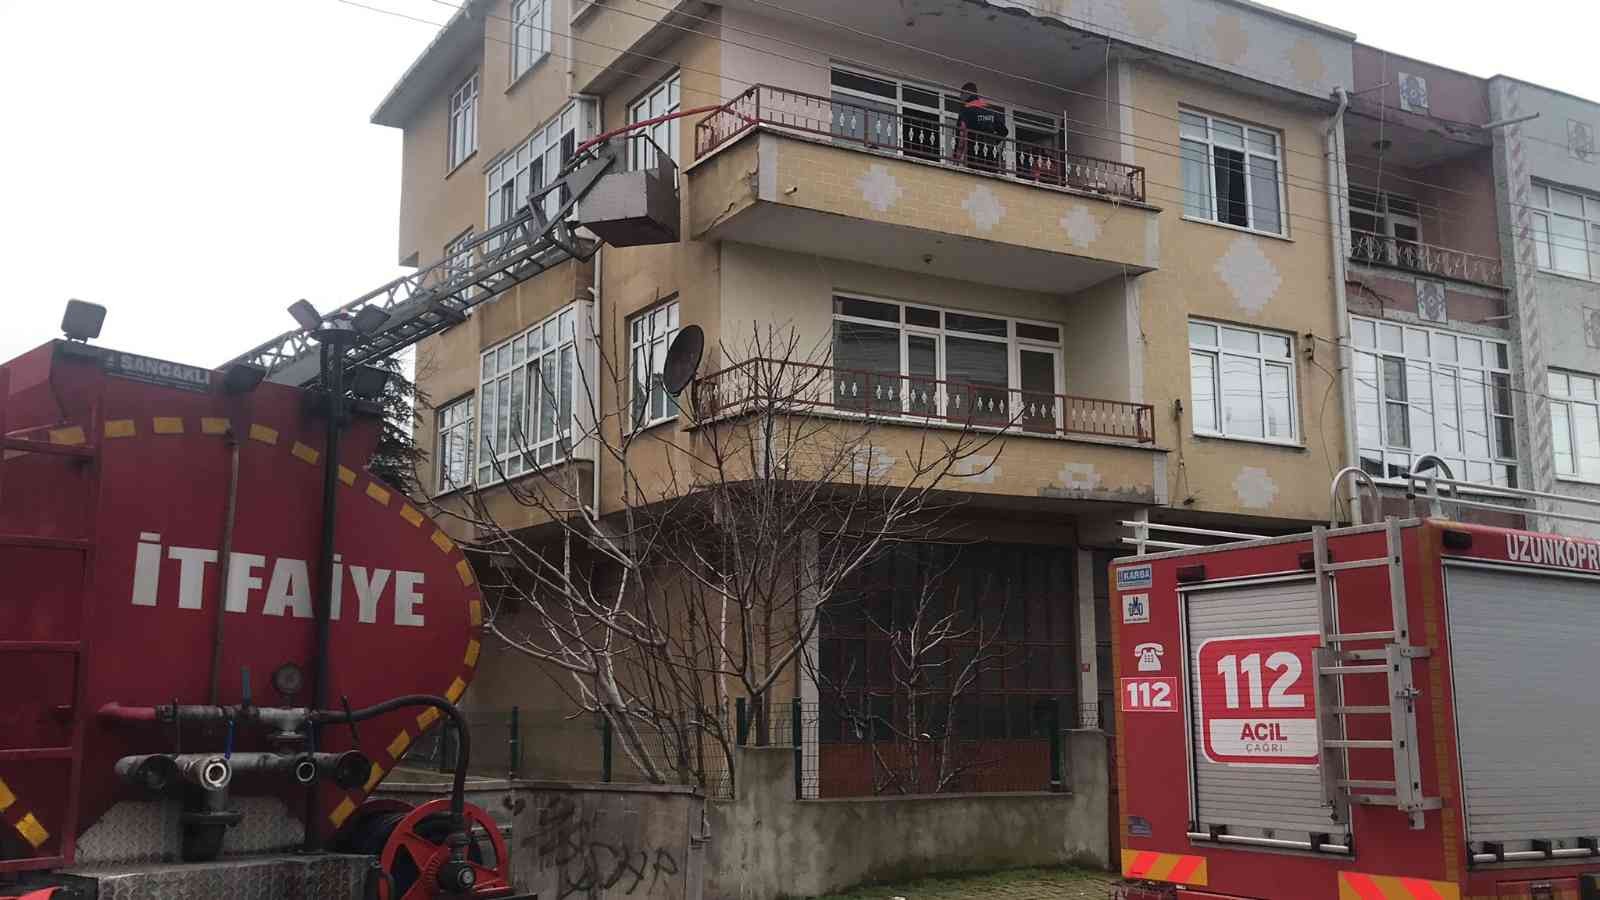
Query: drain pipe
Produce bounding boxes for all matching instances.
[1325,87,1361,522]
[208,428,242,704]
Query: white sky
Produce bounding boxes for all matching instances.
[0,0,1594,367]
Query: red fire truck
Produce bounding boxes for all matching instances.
[1113,475,1600,900]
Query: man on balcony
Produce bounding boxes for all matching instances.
[956,82,1008,173]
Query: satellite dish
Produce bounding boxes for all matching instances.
[662,324,704,396]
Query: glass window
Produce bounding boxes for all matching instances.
[1352,315,1515,486]
[1550,370,1600,482]
[1530,181,1600,281]
[510,0,549,82]
[1349,187,1423,269]
[1178,108,1286,235]
[629,299,681,429]
[829,296,1062,430]
[477,302,589,484]
[1188,320,1297,442]
[436,396,474,493]
[447,73,479,171]
[486,102,582,242]
[630,73,681,170]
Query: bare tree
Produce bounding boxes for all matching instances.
[808,555,1016,795]
[428,318,1018,789]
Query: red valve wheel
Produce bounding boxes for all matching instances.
[373,798,512,899]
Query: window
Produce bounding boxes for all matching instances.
[629,73,680,170]
[830,296,1062,434]
[510,0,550,82]
[442,228,475,290]
[447,73,479,171]
[1188,321,1297,443]
[1550,371,1600,482]
[1349,187,1422,269]
[1179,109,1284,235]
[1351,316,1516,486]
[436,396,474,493]
[477,303,589,483]
[485,103,580,243]
[827,66,1061,176]
[1529,183,1600,280]
[629,300,680,429]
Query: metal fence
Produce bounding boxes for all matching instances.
[411,696,1087,801]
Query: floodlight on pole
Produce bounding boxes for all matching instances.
[61,299,107,342]
[288,299,323,332]
[352,305,391,336]
[348,365,392,400]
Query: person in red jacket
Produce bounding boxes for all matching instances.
[955,82,1008,172]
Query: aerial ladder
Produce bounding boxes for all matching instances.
[226,112,705,384]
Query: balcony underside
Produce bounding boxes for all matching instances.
[688,131,1159,295]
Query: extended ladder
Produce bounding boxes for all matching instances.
[1310,518,1439,830]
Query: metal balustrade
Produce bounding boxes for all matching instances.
[695,84,1146,203]
[1348,229,1505,287]
[691,358,1155,444]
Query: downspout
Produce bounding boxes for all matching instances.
[1325,87,1361,522]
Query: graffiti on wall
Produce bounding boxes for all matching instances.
[528,795,681,899]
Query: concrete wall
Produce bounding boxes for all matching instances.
[706,736,1110,899]
[1351,44,1488,127]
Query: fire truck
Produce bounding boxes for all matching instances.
[1112,471,1600,900]
[0,118,687,898]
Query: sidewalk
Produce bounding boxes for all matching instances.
[817,867,1121,900]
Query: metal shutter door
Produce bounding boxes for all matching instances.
[1186,579,1334,837]
[1445,565,1600,846]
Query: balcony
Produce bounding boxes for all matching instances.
[689,357,1161,508]
[687,85,1161,294]
[1348,230,1504,287]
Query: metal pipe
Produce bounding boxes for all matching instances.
[1328,466,1381,527]
[98,701,308,734]
[174,754,232,792]
[115,754,179,792]
[1189,831,1351,854]
[226,752,320,785]
[208,428,242,705]
[313,340,343,724]
[308,695,471,826]
[1325,86,1360,522]
[1473,847,1596,863]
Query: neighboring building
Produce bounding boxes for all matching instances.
[1487,79,1600,534]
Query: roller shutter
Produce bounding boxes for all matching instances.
[1444,564,1600,848]
[1184,578,1336,839]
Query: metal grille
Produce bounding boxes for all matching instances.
[1184,578,1337,839]
[1444,564,1600,851]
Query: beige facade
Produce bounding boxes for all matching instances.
[372,0,1358,769]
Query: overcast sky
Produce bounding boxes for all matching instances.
[0,0,1594,367]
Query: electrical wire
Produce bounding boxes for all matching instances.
[340,1,1600,280]
[403,0,1599,265]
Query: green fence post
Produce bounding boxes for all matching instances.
[601,714,614,783]
[735,697,749,746]
[509,706,521,780]
[791,698,803,800]
[1048,700,1063,793]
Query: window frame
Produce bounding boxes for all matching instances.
[485,102,580,245]
[1549,370,1600,484]
[510,0,550,84]
[435,394,475,495]
[828,292,1065,433]
[1350,315,1517,487]
[1187,319,1300,445]
[628,298,682,431]
[1529,182,1600,282]
[447,73,480,173]
[629,72,681,170]
[1178,107,1287,236]
[476,302,588,485]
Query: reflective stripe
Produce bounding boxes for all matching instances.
[1338,871,1459,900]
[1121,849,1209,886]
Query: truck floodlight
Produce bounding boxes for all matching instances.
[348,365,391,400]
[288,299,323,331]
[352,305,390,336]
[61,299,106,342]
[222,363,267,395]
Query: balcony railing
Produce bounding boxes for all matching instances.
[1348,229,1505,287]
[694,84,1146,204]
[691,358,1155,444]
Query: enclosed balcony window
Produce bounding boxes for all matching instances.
[831,295,1061,433]
[477,302,591,483]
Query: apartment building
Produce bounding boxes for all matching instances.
[371,0,1360,786]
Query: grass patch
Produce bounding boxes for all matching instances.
[815,866,1116,899]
